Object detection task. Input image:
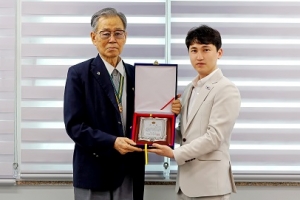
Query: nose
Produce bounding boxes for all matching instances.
[196,52,203,60]
[108,34,117,42]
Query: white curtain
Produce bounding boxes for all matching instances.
[170,0,300,181]
[16,0,300,181]
[0,0,16,184]
[20,0,167,179]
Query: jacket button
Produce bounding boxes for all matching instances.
[183,138,186,142]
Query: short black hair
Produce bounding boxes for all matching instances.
[185,25,222,51]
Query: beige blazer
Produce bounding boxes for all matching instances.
[173,69,241,198]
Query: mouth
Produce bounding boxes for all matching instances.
[107,47,118,50]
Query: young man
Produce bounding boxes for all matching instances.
[149,25,241,200]
[63,7,181,200]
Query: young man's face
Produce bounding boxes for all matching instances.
[188,43,223,79]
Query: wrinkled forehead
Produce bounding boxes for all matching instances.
[97,16,125,31]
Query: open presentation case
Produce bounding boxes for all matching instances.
[131,62,178,149]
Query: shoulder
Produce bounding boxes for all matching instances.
[123,62,135,82]
[69,58,95,73]
[219,76,239,91]
[215,76,241,103]
[124,62,134,73]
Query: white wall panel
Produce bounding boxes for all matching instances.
[11,0,300,181]
[22,129,71,142]
[170,0,300,180]
[0,0,15,180]
[20,0,167,178]
[22,87,64,99]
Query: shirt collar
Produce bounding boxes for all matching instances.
[192,68,219,88]
[100,54,125,76]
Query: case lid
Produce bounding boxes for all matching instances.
[134,63,177,113]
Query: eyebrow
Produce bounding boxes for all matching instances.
[101,28,124,31]
[190,45,211,49]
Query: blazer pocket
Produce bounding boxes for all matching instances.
[197,150,222,161]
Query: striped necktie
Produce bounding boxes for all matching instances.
[111,69,120,90]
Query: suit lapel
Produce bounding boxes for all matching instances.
[181,84,193,132]
[184,84,213,132]
[183,70,224,134]
[90,55,119,113]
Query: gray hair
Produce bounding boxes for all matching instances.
[91,7,127,32]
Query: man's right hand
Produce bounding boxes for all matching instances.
[114,137,143,155]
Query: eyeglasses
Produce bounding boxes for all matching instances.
[98,30,125,39]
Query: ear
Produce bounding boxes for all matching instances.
[217,48,223,59]
[90,31,97,45]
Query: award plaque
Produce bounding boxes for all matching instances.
[132,113,175,147]
[138,117,167,142]
[131,62,178,148]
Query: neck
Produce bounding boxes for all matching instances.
[199,68,218,79]
[103,56,121,67]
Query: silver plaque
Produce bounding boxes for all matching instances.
[138,117,167,142]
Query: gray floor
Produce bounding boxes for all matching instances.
[1,185,300,200]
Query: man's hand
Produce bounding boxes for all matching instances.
[114,137,142,155]
[148,143,174,158]
[171,94,182,115]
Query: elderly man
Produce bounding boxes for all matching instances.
[63,7,181,200]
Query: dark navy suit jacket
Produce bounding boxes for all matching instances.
[63,54,145,200]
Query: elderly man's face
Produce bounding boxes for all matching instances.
[91,16,127,65]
